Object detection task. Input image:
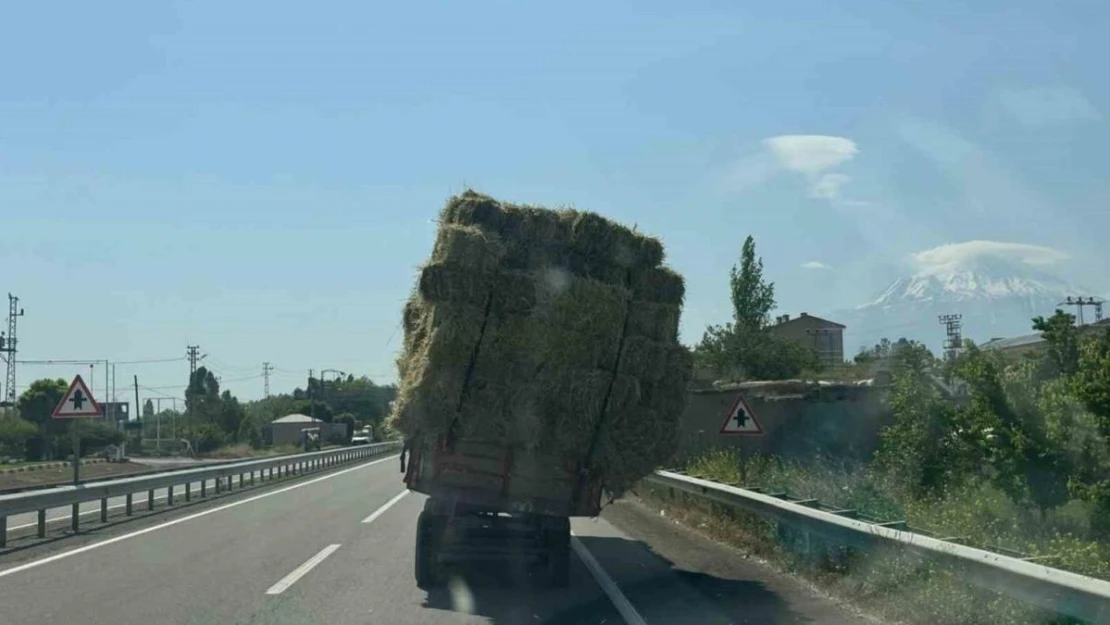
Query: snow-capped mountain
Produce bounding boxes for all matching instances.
[832,253,1097,357]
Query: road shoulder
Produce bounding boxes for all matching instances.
[597,495,877,625]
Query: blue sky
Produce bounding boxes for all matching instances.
[2,1,1107,401]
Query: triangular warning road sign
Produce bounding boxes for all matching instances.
[52,375,101,419]
[719,395,763,435]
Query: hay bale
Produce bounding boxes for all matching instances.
[498,205,573,270]
[632,267,685,305]
[597,405,681,496]
[457,379,544,449]
[396,191,690,499]
[596,346,691,494]
[489,270,537,317]
[618,335,668,381]
[537,371,641,458]
[533,268,628,335]
[418,263,492,307]
[440,190,504,232]
[431,224,506,271]
[392,304,486,437]
[627,302,680,342]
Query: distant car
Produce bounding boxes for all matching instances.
[351,427,373,446]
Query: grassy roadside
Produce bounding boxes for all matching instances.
[641,449,1108,625]
[0,444,346,490]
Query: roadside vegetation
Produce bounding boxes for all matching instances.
[671,236,1110,624]
[0,367,396,463]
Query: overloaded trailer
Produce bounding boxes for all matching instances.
[402,437,602,587]
[391,191,691,588]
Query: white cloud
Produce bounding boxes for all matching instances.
[997,87,1100,126]
[809,173,850,200]
[763,135,859,176]
[762,135,859,200]
[911,240,1069,272]
[801,260,832,270]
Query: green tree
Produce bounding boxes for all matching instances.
[243,394,301,425]
[218,391,245,439]
[236,414,264,449]
[0,415,38,459]
[16,378,67,426]
[729,235,776,331]
[695,236,817,379]
[960,347,1072,513]
[185,366,221,422]
[874,342,982,495]
[1074,328,1110,437]
[16,378,69,460]
[1031,310,1080,379]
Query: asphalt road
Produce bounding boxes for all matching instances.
[0,455,863,624]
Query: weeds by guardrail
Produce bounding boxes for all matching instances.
[644,470,1110,625]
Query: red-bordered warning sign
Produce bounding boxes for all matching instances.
[52,375,101,419]
[719,395,763,435]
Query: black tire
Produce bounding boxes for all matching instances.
[415,511,443,588]
[546,516,571,587]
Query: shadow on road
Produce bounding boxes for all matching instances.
[420,535,813,625]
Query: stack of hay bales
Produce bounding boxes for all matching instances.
[391,190,691,496]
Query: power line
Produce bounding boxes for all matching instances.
[1059,296,1105,326]
[17,356,183,365]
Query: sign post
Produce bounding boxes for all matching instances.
[52,375,102,485]
[719,394,764,482]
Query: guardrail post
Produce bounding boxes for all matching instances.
[168,485,174,506]
[185,482,191,502]
[269,467,274,480]
[250,470,255,485]
[148,489,155,510]
[227,475,233,490]
[126,493,133,515]
[71,503,79,533]
[201,479,207,497]
[1,516,6,547]
[239,473,244,488]
[101,498,108,522]
[37,510,46,538]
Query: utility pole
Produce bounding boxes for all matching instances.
[1,293,25,405]
[263,362,274,398]
[1059,296,1105,326]
[133,375,140,428]
[187,345,201,376]
[308,369,315,422]
[938,314,963,362]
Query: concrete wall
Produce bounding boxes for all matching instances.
[675,380,892,464]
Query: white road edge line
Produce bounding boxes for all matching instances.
[0,454,399,580]
[571,534,649,625]
[265,543,342,595]
[361,490,408,524]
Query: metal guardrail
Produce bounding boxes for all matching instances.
[0,441,401,547]
[646,470,1110,624]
